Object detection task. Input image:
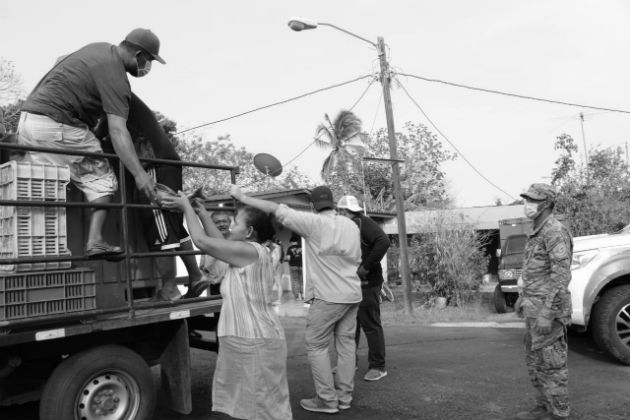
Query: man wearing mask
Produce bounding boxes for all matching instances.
[17,28,164,258]
[336,195,390,382]
[515,184,573,420]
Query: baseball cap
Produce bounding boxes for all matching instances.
[520,183,556,202]
[310,186,334,211]
[125,28,166,64]
[336,195,363,212]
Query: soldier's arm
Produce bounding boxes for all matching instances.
[542,230,572,319]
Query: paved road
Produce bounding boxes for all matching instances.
[2,317,628,420]
[159,317,628,420]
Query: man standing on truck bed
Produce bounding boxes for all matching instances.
[515,183,573,420]
[17,28,164,258]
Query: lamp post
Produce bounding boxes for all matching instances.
[288,17,413,315]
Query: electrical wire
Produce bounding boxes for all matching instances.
[175,74,374,135]
[281,77,378,168]
[397,80,518,201]
[397,72,630,115]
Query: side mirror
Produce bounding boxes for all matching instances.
[496,249,502,258]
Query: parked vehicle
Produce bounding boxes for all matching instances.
[494,218,531,313]
[569,226,630,365]
[0,145,233,419]
[494,215,630,365]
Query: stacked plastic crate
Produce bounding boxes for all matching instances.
[0,160,95,321]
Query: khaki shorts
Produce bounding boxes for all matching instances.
[17,112,117,201]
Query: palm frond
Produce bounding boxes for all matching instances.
[333,110,363,144]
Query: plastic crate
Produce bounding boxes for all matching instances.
[0,268,96,321]
[0,160,70,202]
[0,161,71,272]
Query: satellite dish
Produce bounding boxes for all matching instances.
[253,153,283,177]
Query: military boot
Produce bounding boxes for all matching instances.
[515,406,547,420]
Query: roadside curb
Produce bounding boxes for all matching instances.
[430,321,525,329]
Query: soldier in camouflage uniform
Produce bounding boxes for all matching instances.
[515,183,573,420]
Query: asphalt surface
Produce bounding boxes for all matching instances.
[2,317,628,420]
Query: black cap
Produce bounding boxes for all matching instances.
[310,186,334,212]
[125,28,166,64]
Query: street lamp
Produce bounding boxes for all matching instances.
[288,17,414,315]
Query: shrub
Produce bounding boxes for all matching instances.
[407,212,489,306]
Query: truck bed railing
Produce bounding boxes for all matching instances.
[0,141,236,323]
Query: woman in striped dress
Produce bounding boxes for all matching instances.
[163,193,292,420]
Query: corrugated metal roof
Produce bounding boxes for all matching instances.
[383,205,525,234]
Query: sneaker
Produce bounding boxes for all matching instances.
[364,369,387,382]
[515,407,547,420]
[338,401,351,410]
[300,397,339,414]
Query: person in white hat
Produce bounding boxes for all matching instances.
[337,195,390,382]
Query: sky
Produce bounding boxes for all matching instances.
[1,0,629,207]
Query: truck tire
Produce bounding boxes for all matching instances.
[40,345,156,420]
[494,284,507,313]
[590,285,630,366]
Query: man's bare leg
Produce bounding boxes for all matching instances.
[85,195,122,256]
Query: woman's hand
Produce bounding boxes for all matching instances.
[230,184,245,202]
[162,191,192,212]
[191,197,208,215]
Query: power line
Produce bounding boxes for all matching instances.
[397,72,630,115]
[282,77,377,168]
[349,77,377,111]
[397,80,518,201]
[175,74,375,135]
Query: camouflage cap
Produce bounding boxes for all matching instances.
[520,183,556,202]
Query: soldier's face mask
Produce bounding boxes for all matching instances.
[524,199,547,219]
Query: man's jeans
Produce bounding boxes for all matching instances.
[305,299,359,406]
[356,286,386,370]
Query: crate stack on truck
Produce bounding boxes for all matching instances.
[0,161,96,322]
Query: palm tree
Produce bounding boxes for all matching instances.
[314,110,367,182]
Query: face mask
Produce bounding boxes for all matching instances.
[131,52,152,78]
[524,200,545,219]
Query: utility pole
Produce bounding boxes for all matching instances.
[377,37,413,315]
[579,113,588,163]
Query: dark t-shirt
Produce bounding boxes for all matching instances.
[23,42,131,128]
[286,243,302,267]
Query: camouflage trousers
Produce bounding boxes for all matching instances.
[524,318,570,418]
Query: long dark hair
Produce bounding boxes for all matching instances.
[237,205,275,243]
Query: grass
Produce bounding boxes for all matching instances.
[379,284,522,326]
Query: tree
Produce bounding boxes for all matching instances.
[361,122,456,211]
[0,99,24,134]
[0,59,25,107]
[175,133,314,196]
[551,133,630,236]
[314,110,367,183]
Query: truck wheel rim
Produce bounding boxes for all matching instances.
[76,371,140,420]
[617,303,630,349]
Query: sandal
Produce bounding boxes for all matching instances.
[183,280,212,298]
[85,241,124,259]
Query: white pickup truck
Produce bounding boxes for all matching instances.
[569,226,630,365]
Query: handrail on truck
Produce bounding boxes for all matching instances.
[0,141,237,326]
